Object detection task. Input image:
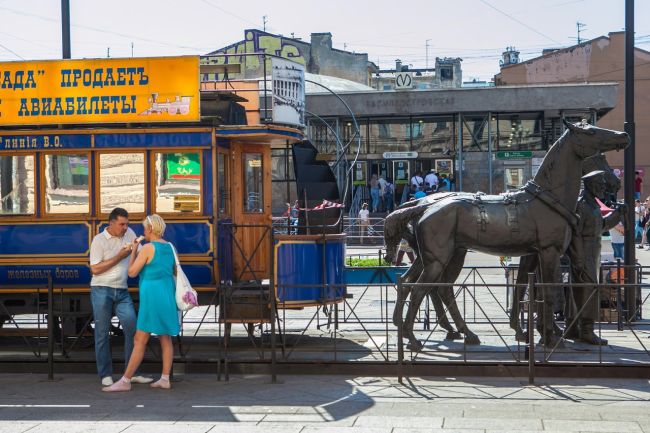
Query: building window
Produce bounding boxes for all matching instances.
[99,153,145,214]
[412,117,456,153]
[439,66,453,80]
[154,152,202,213]
[496,113,544,151]
[44,153,89,214]
[243,153,264,213]
[0,155,34,215]
[369,118,410,153]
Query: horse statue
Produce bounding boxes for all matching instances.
[385,152,619,347]
[509,152,622,343]
[385,121,628,350]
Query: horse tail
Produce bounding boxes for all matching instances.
[383,203,430,264]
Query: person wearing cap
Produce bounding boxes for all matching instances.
[566,170,626,345]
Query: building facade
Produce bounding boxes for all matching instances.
[495,32,650,198]
[204,29,377,86]
[306,83,620,209]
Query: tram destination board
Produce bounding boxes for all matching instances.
[495,150,532,159]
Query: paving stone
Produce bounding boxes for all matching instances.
[543,419,643,432]
[443,417,543,430]
[354,415,443,428]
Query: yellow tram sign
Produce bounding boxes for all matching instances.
[0,56,200,126]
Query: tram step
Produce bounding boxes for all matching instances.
[219,289,271,324]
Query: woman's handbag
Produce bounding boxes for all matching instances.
[170,244,199,311]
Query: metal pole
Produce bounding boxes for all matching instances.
[61,0,71,59]
[47,275,54,380]
[269,232,277,383]
[457,113,463,191]
[527,272,535,385]
[487,112,493,194]
[396,275,404,384]
[624,0,637,319]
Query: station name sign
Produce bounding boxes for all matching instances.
[0,56,200,126]
[383,151,418,159]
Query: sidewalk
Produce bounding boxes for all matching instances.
[1,374,650,432]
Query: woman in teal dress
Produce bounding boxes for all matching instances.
[103,214,179,392]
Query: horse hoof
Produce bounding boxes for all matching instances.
[406,340,423,351]
[539,336,565,349]
[464,334,481,345]
[515,330,529,342]
[446,331,462,340]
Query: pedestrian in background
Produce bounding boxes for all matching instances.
[369,174,380,212]
[358,203,370,244]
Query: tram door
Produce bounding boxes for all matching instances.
[230,142,272,281]
[392,160,409,205]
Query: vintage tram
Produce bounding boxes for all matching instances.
[0,55,345,333]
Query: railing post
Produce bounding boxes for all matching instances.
[270,231,277,384]
[396,275,404,384]
[47,275,54,381]
[527,272,535,386]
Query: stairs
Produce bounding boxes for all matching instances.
[292,140,342,234]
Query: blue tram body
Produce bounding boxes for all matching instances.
[0,125,346,323]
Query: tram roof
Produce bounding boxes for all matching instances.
[305,82,620,118]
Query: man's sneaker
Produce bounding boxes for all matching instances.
[637,245,644,249]
[101,376,114,386]
[131,375,154,384]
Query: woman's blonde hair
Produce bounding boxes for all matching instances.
[143,214,166,237]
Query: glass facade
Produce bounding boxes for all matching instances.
[495,112,544,151]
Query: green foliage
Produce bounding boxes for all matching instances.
[346,257,384,267]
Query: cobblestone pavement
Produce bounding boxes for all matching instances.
[1,373,650,433]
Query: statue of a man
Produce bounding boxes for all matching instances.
[566,170,626,345]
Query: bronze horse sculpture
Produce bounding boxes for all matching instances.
[384,121,629,350]
[385,152,619,346]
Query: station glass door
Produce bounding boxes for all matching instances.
[392,160,409,205]
[504,166,525,191]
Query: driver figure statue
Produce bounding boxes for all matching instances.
[567,170,626,345]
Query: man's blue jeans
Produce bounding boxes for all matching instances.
[90,286,136,378]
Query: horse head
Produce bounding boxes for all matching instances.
[562,119,629,159]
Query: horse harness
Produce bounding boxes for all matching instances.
[462,181,579,234]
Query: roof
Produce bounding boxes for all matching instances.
[306,82,620,117]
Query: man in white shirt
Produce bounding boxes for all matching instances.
[410,171,424,190]
[424,170,439,192]
[89,208,151,386]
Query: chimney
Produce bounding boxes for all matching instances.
[395,59,402,72]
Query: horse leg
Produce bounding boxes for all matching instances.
[428,292,461,340]
[537,249,565,349]
[437,249,480,345]
[392,257,423,327]
[512,255,537,342]
[403,261,446,351]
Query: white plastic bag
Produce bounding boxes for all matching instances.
[170,244,199,311]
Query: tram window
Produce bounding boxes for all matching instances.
[44,153,89,214]
[217,152,230,217]
[0,155,35,215]
[99,153,145,214]
[154,152,201,213]
[243,153,263,213]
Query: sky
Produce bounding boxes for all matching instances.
[0,0,648,81]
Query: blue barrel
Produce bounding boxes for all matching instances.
[274,234,346,306]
